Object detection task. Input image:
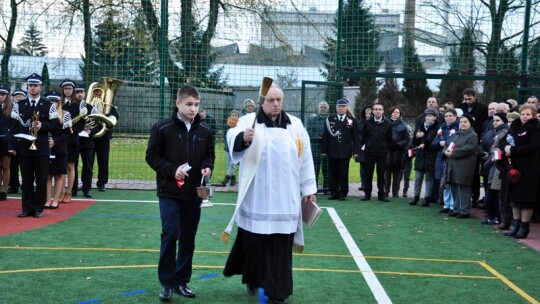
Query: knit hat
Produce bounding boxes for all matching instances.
[493,112,508,124]
[424,108,438,117]
[507,112,520,122]
[460,113,476,127]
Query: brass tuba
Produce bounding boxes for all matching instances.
[86,77,124,138]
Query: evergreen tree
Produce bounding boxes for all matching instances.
[484,46,519,102]
[378,63,402,111]
[89,9,158,82]
[321,0,381,116]
[41,63,50,93]
[401,40,432,116]
[439,26,476,105]
[16,23,48,57]
[320,35,340,110]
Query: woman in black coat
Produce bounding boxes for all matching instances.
[410,108,439,206]
[0,85,16,201]
[499,104,540,239]
[383,106,410,197]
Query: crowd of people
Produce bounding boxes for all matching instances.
[0,73,118,218]
[306,89,540,239]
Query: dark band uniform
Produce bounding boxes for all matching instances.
[73,102,101,196]
[93,106,119,190]
[45,91,69,176]
[322,101,360,200]
[13,77,61,216]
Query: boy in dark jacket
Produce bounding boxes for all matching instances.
[146,85,215,302]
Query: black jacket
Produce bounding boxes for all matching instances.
[322,114,360,159]
[460,102,488,138]
[362,116,392,155]
[413,121,439,172]
[12,97,61,157]
[0,106,16,150]
[386,118,410,168]
[146,112,215,200]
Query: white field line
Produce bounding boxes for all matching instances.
[326,207,392,304]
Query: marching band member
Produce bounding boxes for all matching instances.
[8,89,26,194]
[12,73,61,218]
[72,84,100,198]
[60,79,85,203]
[0,85,16,201]
[44,91,69,209]
[93,104,119,192]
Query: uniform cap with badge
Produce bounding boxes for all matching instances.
[26,73,43,85]
[0,85,9,95]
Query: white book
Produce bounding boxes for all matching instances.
[302,201,323,228]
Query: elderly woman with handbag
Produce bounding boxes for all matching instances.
[498,104,540,239]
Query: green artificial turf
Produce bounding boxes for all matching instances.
[1,190,538,303]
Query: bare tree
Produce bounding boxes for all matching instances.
[419,0,540,102]
[0,0,22,84]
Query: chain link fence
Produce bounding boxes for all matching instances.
[1,0,539,189]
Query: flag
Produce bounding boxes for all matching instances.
[493,149,502,160]
[408,148,415,157]
[446,142,456,153]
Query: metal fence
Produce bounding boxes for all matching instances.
[1,0,540,189]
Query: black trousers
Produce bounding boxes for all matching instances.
[311,142,329,189]
[94,140,110,187]
[158,197,201,288]
[73,148,94,192]
[9,154,20,189]
[364,153,387,198]
[328,157,350,198]
[19,155,48,213]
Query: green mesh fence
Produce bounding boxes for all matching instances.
[1,0,540,189]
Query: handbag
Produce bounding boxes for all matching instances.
[506,158,521,184]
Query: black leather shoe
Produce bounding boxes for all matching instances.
[338,197,346,201]
[7,187,18,194]
[269,298,288,304]
[33,212,43,218]
[328,195,339,200]
[439,208,450,213]
[448,211,459,217]
[378,197,390,202]
[17,212,31,218]
[456,213,470,219]
[98,185,106,192]
[361,196,371,201]
[174,284,195,298]
[159,286,172,302]
[246,283,257,296]
[83,190,93,198]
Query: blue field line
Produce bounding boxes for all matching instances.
[199,272,219,279]
[122,289,148,296]
[73,298,102,304]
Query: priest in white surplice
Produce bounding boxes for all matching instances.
[222,85,317,304]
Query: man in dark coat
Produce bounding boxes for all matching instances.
[361,103,393,202]
[321,98,359,201]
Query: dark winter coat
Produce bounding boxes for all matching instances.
[497,118,540,204]
[431,120,459,179]
[146,112,215,200]
[413,121,439,172]
[386,118,410,169]
[322,114,360,159]
[460,101,488,138]
[445,128,478,185]
[362,116,392,155]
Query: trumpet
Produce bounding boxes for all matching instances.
[29,111,40,150]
